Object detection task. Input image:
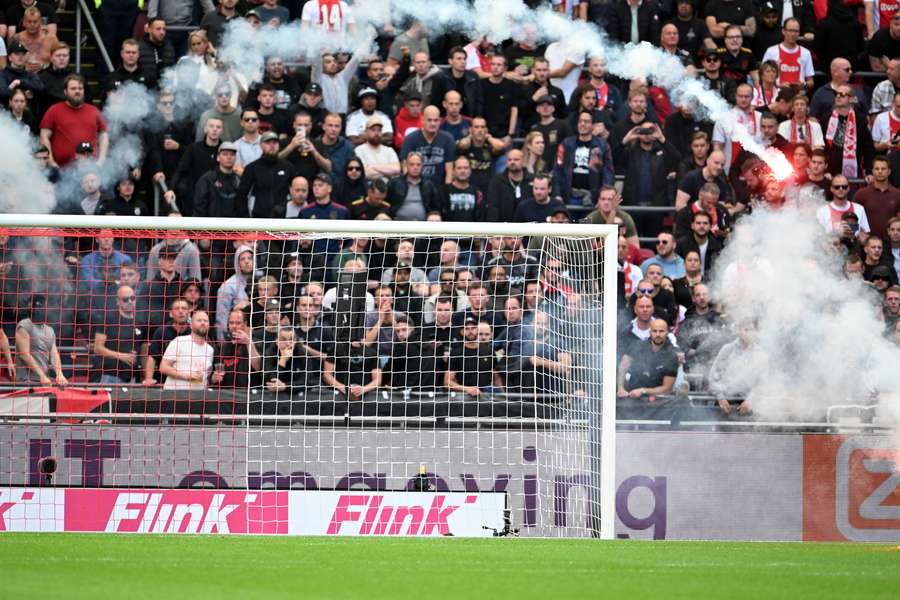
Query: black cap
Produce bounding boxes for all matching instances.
[404,91,423,103]
[464,316,478,326]
[536,94,556,106]
[396,260,411,270]
[702,47,720,58]
[305,82,322,95]
[314,172,332,186]
[762,1,778,13]
[7,40,27,55]
[871,265,894,279]
[75,141,94,154]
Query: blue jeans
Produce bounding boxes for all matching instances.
[99,373,131,385]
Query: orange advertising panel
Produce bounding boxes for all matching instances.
[803,435,900,542]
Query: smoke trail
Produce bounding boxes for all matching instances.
[710,208,900,422]
[0,113,55,214]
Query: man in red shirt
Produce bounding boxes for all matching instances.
[39,74,108,168]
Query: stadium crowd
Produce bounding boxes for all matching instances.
[1,0,900,415]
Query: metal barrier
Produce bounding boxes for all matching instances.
[74,0,114,74]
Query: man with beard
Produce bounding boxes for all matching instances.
[617,318,678,399]
[446,318,503,397]
[676,283,727,382]
[708,319,764,415]
[92,285,147,384]
[40,74,107,168]
[215,309,263,389]
[142,298,191,385]
[15,294,67,386]
[165,117,222,215]
[160,310,216,390]
[194,142,245,218]
[456,117,505,192]
[353,117,401,179]
[237,131,296,218]
[384,315,436,390]
[484,149,533,222]
[440,156,482,222]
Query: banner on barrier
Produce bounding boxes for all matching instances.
[0,488,504,537]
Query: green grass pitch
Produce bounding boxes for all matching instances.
[1,534,898,599]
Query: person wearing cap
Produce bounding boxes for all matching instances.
[393,91,423,149]
[289,82,327,136]
[137,17,175,89]
[354,115,401,179]
[236,131,296,218]
[98,176,150,218]
[0,38,45,104]
[446,316,503,397]
[346,87,392,146]
[39,74,105,168]
[196,82,241,142]
[194,141,246,218]
[699,46,736,103]
[298,173,350,253]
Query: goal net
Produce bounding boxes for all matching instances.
[0,215,617,538]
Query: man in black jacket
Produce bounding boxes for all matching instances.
[137,17,176,89]
[104,39,149,100]
[237,132,296,218]
[0,40,44,105]
[194,142,247,218]
[606,0,661,44]
[387,153,440,219]
[676,210,722,277]
[431,46,483,117]
[484,149,533,222]
[165,117,222,215]
[617,122,680,236]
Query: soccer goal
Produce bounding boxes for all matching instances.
[0,214,617,538]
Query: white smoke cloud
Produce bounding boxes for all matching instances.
[0,113,55,214]
[711,208,900,422]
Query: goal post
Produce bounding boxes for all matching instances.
[0,214,617,539]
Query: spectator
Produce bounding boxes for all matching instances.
[438,91,472,141]
[432,46,482,118]
[0,40,44,105]
[483,149,532,222]
[886,217,900,280]
[854,156,900,238]
[137,17,176,89]
[194,141,245,218]
[15,295,67,386]
[675,149,731,209]
[522,131,547,177]
[673,182,733,240]
[712,83,760,173]
[99,177,150,217]
[7,88,37,135]
[515,173,568,222]
[583,186,640,247]
[166,117,222,215]
[237,131,296,218]
[104,39,149,99]
[708,319,763,414]
[457,117,505,192]
[704,0,756,45]
[92,285,147,384]
[313,112,354,176]
[196,84,241,142]
[142,297,190,385]
[291,294,330,388]
[751,61,780,110]
[665,103,714,159]
[871,59,900,117]
[80,234,132,291]
[864,237,898,284]
[39,74,106,168]
[675,130,711,181]
[301,0,356,35]
[393,91,423,150]
[333,157,367,208]
[364,284,405,358]
[673,0,715,59]
[400,105,456,187]
[778,95,824,149]
[256,86,289,137]
[610,87,653,153]
[354,117,401,179]
[698,47,736,103]
[158,309,216,390]
[676,210,722,276]
[716,26,757,86]
[351,178,392,220]
[446,318,502,397]
[672,250,704,309]
[520,58,567,129]
[617,235,643,299]
[200,0,239,47]
[824,86,875,179]
[298,173,350,252]
[216,308,263,388]
[677,282,724,364]
[616,120,679,233]
[463,36,493,79]
[424,272,470,325]
[261,327,305,393]
[660,22,694,67]
[872,92,900,155]
[869,12,900,72]
[146,235,203,283]
[312,49,363,115]
[37,41,72,112]
[555,111,614,206]
[641,233,688,279]
[216,245,255,340]
[607,0,661,44]
[616,318,678,399]
[346,88,393,146]
[13,7,57,74]
[810,58,869,126]
[440,156,483,222]
[883,285,900,331]
[637,266,679,326]
[478,55,519,144]
[387,152,439,221]
[278,111,319,183]
[761,18,814,90]
[323,338,381,400]
[5,0,58,40]
[233,110,261,175]
[530,93,573,167]
[398,51,445,107]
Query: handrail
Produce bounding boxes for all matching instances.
[74,0,114,74]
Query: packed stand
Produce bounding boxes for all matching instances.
[0,0,898,418]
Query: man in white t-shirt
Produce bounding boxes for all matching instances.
[815,175,871,240]
[871,91,900,153]
[544,41,586,104]
[160,310,216,390]
[345,88,393,145]
[301,0,356,35]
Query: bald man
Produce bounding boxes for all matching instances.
[810,57,869,125]
[400,104,457,186]
[617,318,679,400]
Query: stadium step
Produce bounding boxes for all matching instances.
[56,8,105,106]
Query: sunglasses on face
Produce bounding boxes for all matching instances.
[832,184,849,190]
[637,288,654,294]
[347,166,363,172]
[836,92,852,97]
[120,296,136,303]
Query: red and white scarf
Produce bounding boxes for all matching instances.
[691,201,719,234]
[825,109,858,179]
[594,82,609,110]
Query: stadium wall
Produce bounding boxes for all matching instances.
[1,426,897,541]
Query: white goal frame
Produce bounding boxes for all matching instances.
[0,214,618,539]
